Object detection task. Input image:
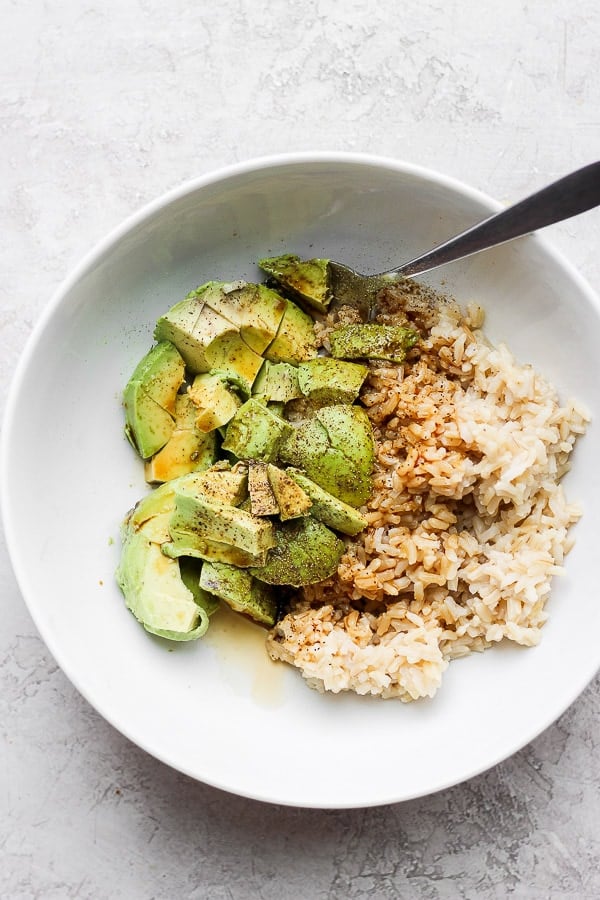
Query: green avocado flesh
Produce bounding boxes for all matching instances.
[123,341,185,459]
[116,486,215,641]
[221,399,293,463]
[329,323,419,362]
[279,405,374,507]
[199,561,277,626]
[145,394,218,483]
[259,254,331,313]
[250,518,344,587]
[118,256,388,642]
[297,357,367,404]
[286,469,368,535]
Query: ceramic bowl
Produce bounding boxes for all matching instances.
[3,153,599,807]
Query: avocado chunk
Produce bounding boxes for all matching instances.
[286,469,368,535]
[259,254,331,314]
[267,464,312,520]
[250,517,344,587]
[188,372,242,432]
[297,358,367,404]
[221,399,293,463]
[252,360,302,403]
[200,562,278,626]
[264,299,318,364]
[279,405,374,507]
[145,394,218,483]
[203,331,264,396]
[123,341,185,459]
[201,281,286,355]
[248,461,279,516]
[155,292,263,391]
[189,464,249,506]
[329,323,419,362]
[164,476,275,566]
[153,289,208,370]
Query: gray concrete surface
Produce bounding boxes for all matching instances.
[2,1,599,897]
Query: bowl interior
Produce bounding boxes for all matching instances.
[3,156,600,807]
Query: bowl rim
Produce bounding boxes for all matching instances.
[3,151,600,808]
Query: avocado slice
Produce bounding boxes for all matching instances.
[248,461,279,516]
[199,562,278,626]
[259,254,331,314]
[145,394,218,483]
[164,478,275,566]
[279,406,374,507]
[126,479,178,540]
[188,372,242,432]
[123,341,185,459]
[264,299,318,364]
[286,469,368,535]
[329,323,419,362]
[221,399,293,463]
[117,484,217,641]
[250,517,344,587]
[201,281,286,355]
[267,464,312,521]
[116,530,210,640]
[297,358,367,405]
[252,360,302,403]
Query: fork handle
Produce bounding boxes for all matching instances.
[392,161,600,277]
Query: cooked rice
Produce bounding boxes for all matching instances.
[266,284,589,701]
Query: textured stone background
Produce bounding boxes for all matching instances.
[2,1,600,897]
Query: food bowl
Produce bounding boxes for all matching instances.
[2,153,599,808]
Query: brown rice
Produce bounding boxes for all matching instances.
[266,284,589,701]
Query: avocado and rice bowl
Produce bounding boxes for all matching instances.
[117,254,588,702]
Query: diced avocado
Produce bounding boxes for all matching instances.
[250,517,344,587]
[221,399,293,463]
[329,324,419,362]
[201,281,286,355]
[191,464,248,506]
[267,464,312,521]
[153,290,209,370]
[279,406,374,507]
[248,461,279,516]
[156,292,263,387]
[286,469,368,535]
[252,360,302,403]
[164,479,275,565]
[264,300,318,364]
[126,479,177,539]
[204,331,264,396]
[259,254,331,314]
[200,562,278,626]
[123,390,177,461]
[297,358,367,404]
[123,342,185,459]
[188,372,242,432]
[145,394,218,483]
[117,530,210,640]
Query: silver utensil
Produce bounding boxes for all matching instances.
[328,160,600,319]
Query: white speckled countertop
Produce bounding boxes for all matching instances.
[2,2,600,896]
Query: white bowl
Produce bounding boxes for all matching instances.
[3,153,599,808]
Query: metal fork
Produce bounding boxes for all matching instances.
[328,161,600,320]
